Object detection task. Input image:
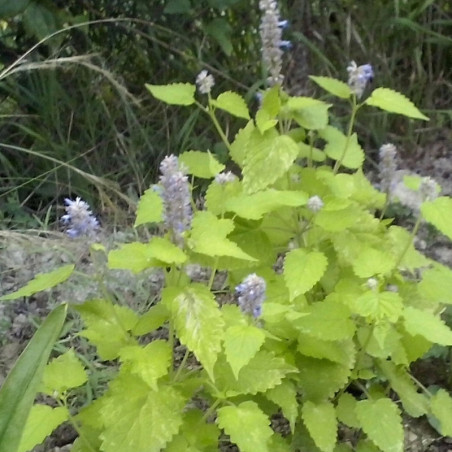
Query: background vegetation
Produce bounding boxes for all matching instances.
[0,0,451,230]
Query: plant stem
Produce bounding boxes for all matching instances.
[395,214,423,268]
[333,97,359,174]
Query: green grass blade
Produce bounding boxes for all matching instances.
[0,304,67,452]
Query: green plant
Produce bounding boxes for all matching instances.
[3,56,452,451]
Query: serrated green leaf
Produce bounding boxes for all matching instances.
[354,291,403,323]
[145,82,196,105]
[302,400,337,452]
[148,236,187,264]
[286,97,331,130]
[189,211,256,261]
[224,324,265,379]
[356,440,381,452]
[119,341,171,390]
[297,356,351,401]
[242,129,298,193]
[100,376,185,452]
[108,242,159,273]
[217,401,273,452]
[298,141,326,162]
[0,264,74,301]
[134,188,163,227]
[225,189,308,220]
[356,398,404,452]
[319,126,364,169]
[0,304,67,452]
[166,409,220,452]
[404,306,452,345]
[293,298,355,341]
[230,120,255,167]
[266,381,298,433]
[298,335,355,367]
[261,84,281,117]
[211,91,250,119]
[284,249,328,300]
[418,264,452,305]
[314,205,360,231]
[179,150,225,178]
[40,349,87,396]
[430,388,452,437]
[18,405,69,452]
[256,108,278,133]
[205,177,242,216]
[214,350,296,396]
[132,303,169,336]
[336,393,360,428]
[163,284,224,380]
[352,246,396,278]
[378,360,429,417]
[309,76,352,99]
[421,196,452,240]
[75,299,138,360]
[365,87,429,120]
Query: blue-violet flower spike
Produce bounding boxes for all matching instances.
[235,273,266,318]
[61,197,99,238]
[347,61,374,99]
[259,0,289,86]
[158,155,192,245]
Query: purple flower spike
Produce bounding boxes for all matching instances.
[235,273,266,318]
[61,197,99,238]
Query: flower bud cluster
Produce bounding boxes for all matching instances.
[158,155,192,244]
[347,61,374,99]
[214,171,237,184]
[235,273,266,318]
[259,0,290,86]
[61,197,99,238]
[307,195,324,213]
[196,70,215,95]
[379,143,398,195]
[419,176,439,202]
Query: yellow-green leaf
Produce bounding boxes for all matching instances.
[145,82,195,106]
[211,91,250,119]
[179,150,225,178]
[309,76,352,99]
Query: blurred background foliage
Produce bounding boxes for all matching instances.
[0,0,450,229]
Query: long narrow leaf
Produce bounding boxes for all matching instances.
[0,304,67,452]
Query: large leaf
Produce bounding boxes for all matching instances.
[418,264,452,305]
[403,306,452,345]
[179,150,225,178]
[118,341,171,390]
[430,389,452,437]
[134,188,163,227]
[225,189,308,220]
[0,304,67,452]
[214,350,296,396]
[242,129,298,193]
[224,324,265,379]
[189,211,256,261]
[100,376,185,452]
[293,298,355,342]
[365,88,429,121]
[211,91,250,119]
[266,381,298,433]
[302,400,337,452]
[0,265,74,301]
[217,401,273,452]
[319,126,364,169]
[378,360,429,417]
[163,284,224,380]
[108,242,159,273]
[18,405,69,452]
[286,97,331,130]
[421,196,452,240]
[352,246,396,278]
[39,349,87,396]
[309,76,352,99]
[75,299,138,360]
[284,249,327,300]
[145,83,196,106]
[354,291,403,323]
[355,398,404,452]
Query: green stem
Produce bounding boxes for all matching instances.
[173,348,190,382]
[395,214,423,268]
[201,398,222,423]
[333,97,359,174]
[208,257,219,291]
